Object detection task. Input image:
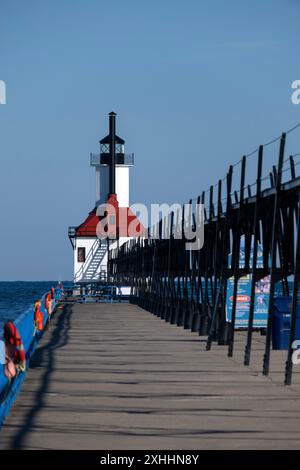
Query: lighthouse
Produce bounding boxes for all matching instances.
[68,112,137,284]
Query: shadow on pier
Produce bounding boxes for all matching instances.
[1,302,300,450]
[12,304,72,449]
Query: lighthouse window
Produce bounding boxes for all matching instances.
[101,143,110,154]
[77,247,86,263]
[115,143,124,153]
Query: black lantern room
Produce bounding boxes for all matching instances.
[100,112,125,165]
[99,111,126,196]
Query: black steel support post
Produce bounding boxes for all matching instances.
[206,166,233,350]
[183,200,193,329]
[200,191,210,335]
[290,155,296,180]
[263,133,286,376]
[165,212,174,322]
[214,179,223,341]
[191,196,202,332]
[284,188,300,385]
[207,180,222,341]
[177,204,185,327]
[217,166,233,346]
[244,145,263,366]
[228,156,246,357]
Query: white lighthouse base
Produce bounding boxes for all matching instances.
[73,237,130,284]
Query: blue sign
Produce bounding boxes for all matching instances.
[226,236,269,328]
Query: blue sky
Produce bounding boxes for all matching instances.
[0,0,299,280]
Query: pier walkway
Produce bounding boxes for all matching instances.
[1,303,300,450]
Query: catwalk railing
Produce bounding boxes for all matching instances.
[108,124,300,386]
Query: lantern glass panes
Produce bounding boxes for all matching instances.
[115,143,124,154]
[101,143,110,154]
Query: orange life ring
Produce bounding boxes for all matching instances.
[34,307,44,331]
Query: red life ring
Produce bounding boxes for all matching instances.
[3,321,26,366]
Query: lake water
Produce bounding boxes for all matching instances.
[0,281,69,331]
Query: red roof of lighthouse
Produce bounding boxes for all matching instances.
[75,199,145,238]
[75,208,100,237]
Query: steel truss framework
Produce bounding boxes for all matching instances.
[108,132,300,385]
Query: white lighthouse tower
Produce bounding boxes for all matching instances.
[68,112,136,283]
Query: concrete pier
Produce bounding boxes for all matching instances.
[1,302,300,450]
